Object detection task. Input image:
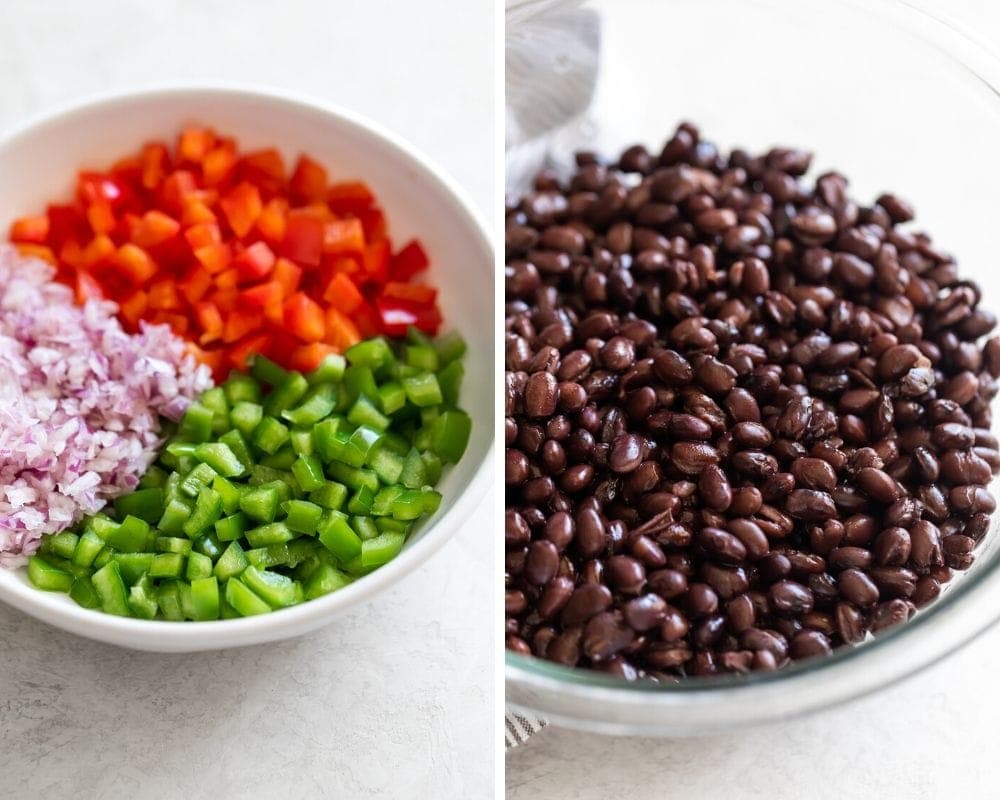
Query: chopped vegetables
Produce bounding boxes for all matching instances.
[0,246,211,566]
[26,331,470,619]
[8,126,443,379]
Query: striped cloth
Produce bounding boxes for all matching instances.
[505,709,547,748]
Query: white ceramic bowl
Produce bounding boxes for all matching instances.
[0,87,494,651]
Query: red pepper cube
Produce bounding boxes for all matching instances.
[9,215,49,244]
[228,332,272,370]
[202,143,238,187]
[14,244,56,265]
[81,234,116,269]
[357,207,387,242]
[86,203,116,236]
[159,170,198,213]
[362,238,391,284]
[215,268,240,291]
[194,243,232,275]
[271,257,302,297]
[46,204,89,249]
[76,172,125,207]
[323,272,364,314]
[140,142,170,190]
[283,292,326,342]
[220,182,263,239]
[289,342,337,372]
[182,199,217,227]
[114,244,157,285]
[194,301,224,344]
[74,270,104,304]
[178,264,213,304]
[326,181,375,215]
[239,280,284,310]
[325,307,362,351]
[391,239,430,280]
[280,214,325,267]
[222,308,264,344]
[323,218,365,256]
[232,241,276,282]
[238,148,287,194]
[132,210,181,249]
[256,197,288,245]
[178,126,216,164]
[381,281,437,306]
[119,290,149,327]
[289,155,328,205]
[148,278,182,311]
[184,222,222,250]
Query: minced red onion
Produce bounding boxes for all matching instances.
[0,246,212,565]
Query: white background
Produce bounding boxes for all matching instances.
[507,1,1000,799]
[0,2,494,799]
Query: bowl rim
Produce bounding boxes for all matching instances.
[0,83,495,644]
[504,0,1000,731]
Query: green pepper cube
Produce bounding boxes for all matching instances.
[108,515,151,553]
[193,532,224,561]
[421,451,443,484]
[429,410,471,464]
[437,360,464,406]
[402,372,443,408]
[242,566,302,608]
[343,365,378,403]
[347,485,375,516]
[312,417,343,462]
[223,372,262,404]
[264,372,309,418]
[127,576,159,620]
[369,446,404,486]
[434,330,467,364]
[348,395,390,431]
[191,576,220,620]
[328,431,361,467]
[290,428,314,456]
[93,548,114,569]
[92,561,130,616]
[389,489,427,521]
[420,489,442,515]
[214,541,249,581]
[360,532,406,569]
[317,514,363,562]
[405,343,439,372]
[87,514,121,542]
[239,484,280,523]
[309,481,348,511]
[372,485,406,516]
[114,488,165,524]
[193,442,247,478]
[69,576,100,609]
[27,555,74,592]
[245,521,295,548]
[186,550,215,581]
[179,401,214,443]
[215,512,249,543]
[282,384,336,427]
[252,416,290,455]
[213,475,242,515]
[377,381,407,415]
[291,454,325,492]
[376,517,412,535]
[307,352,347,385]
[149,552,186,579]
[225,577,272,616]
[43,531,80,560]
[179,462,218,498]
[260,446,297,470]
[230,401,264,439]
[114,553,155,584]
[156,536,193,555]
[250,354,289,388]
[182,486,224,538]
[398,449,428,489]
[304,564,353,600]
[351,515,380,541]
[346,337,394,369]
[246,543,289,569]
[326,462,379,493]
[284,500,324,534]
[157,581,184,620]
[348,426,382,462]
[138,465,168,490]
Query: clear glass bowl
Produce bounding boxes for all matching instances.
[505,0,1000,735]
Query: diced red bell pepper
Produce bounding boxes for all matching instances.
[119,290,148,327]
[9,215,49,244]
[256,197,288,245]
[215,268,240,291]
[323,218,365,256]
[77,172,126,207]
[222,308,263,344]
[238,149,287,194]
[272,257,302,297]
[391,239,430,280]
[184,222,222,250]
[289,155,328,205]
[375,296,442,337]
[220,182,262,239]
[202,144,237,186]
[194,301,224,344]
[140,143,169,190]
[362,238,391,284]
[227,332,272,370]
[148,278,181,311]
[114,244,157,284]
[325,307,362,351]
[178,127,216,164]
[86,203,116,235]
[133,210,181,249]
[47,205,89,249]
[323,272,364,314]
[239,280,284,310]
[357,207,387,242]
[326,181,375,214]
[281,214,325,266]
[381,281,437,306]
[159,170,198,212]
[182,199,217,227]
[81,234,116,269]
[289,342,338,372]
[178,263,213,304]
[283,292,326,342]
[193,242,231,274]
[14,244,56,265]
[232,241,276,282]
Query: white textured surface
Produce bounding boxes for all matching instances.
[508,1,1000,798]
[0,1,494,798]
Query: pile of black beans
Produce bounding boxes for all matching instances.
[504,122,1000,679]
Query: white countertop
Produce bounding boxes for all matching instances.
[508,2,1000,799]
[0,2,494,798]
